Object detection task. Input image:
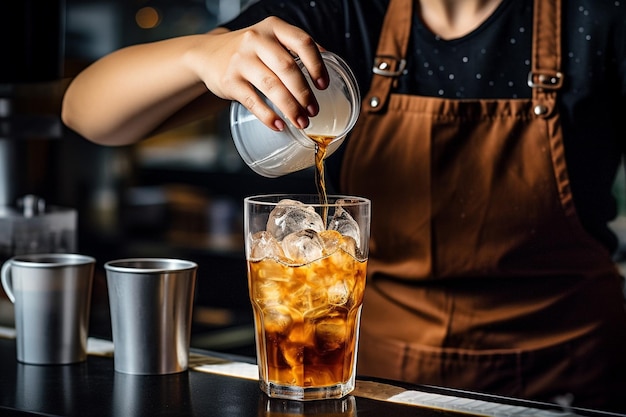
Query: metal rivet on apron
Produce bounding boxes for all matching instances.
[534,105,548,116]
[370,96,381,108]
[378,61,389,71]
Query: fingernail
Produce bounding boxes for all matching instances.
[316,78,328,89]
[307,104,318,117]
[274,119,285,131]
[297,116,309,129]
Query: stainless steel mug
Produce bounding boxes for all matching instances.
[104,258,198,375]
[1,253,95,364]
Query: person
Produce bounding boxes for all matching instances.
[62,0,626,411]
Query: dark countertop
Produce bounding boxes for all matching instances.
[0,334,620,417]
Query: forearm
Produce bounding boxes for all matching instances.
[62,33,225,146]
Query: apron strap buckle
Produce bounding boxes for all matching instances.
[527,70,564,90]
[373,55,407,77]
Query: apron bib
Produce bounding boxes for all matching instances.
[340,0,626,409]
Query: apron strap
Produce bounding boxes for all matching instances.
[527,0,573,216]
[364,0,413,113]
[528,0,563,118]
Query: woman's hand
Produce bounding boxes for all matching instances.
[191,17,329,131]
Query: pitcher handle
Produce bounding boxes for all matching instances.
[1,260,15,303]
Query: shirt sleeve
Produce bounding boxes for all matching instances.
[221,0,348,52]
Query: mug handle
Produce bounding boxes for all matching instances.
[1,260,15,303]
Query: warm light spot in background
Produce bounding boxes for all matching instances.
[135,7,161,29]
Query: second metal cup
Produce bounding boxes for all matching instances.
[104,258,197,375]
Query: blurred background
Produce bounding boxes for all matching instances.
[0,0,624,358]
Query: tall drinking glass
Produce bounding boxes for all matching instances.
[244,194,370,401]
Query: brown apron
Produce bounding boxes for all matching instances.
[341,0,626,410]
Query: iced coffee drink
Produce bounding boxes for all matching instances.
[244,195,370,401]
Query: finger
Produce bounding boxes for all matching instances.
[269,19,329,90]
[233,28,317,128]
[231,80,287,131]
[239,54,313,129]
[255,48,319,122]
[220,18,327,130]
[248,18,326,120]
[218,33,310,130]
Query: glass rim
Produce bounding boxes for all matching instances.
[7,253,95,268]
[104,258,198,273]
[244,194,370,208]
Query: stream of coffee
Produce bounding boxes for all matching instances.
[309,134,334,223]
